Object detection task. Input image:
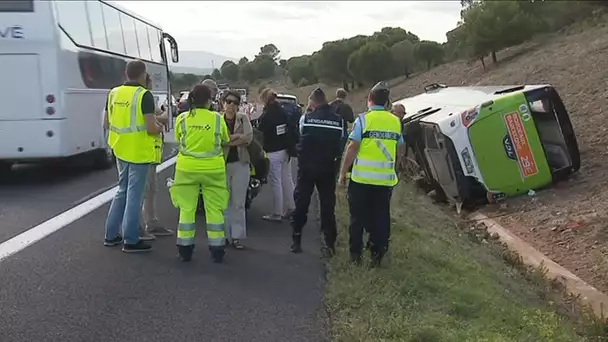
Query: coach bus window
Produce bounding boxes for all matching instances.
[102,3,125,55]
[86,1,108,50]
[120,13,139,57]
[56,0,92,47]
[147,26,162,63]
[0,0,33,12]
[135,20,151,61]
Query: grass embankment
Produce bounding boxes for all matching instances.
[325,183,606,342]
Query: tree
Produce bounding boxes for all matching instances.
[414,41,444,70]
[462,0,537,64]
[286,56,317,85]
[371,27,419,47]
[238,57,249,66]
[347,41,394,84]
[220,60,239,82]
[252,55,276,79]
[258,43,280,61]
[240,63,257,83]
[211,68,222,80]
[279,59,287,69]
[181,73,200,86]
[391,39,416,78]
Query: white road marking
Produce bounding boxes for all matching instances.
[0,156,177,262]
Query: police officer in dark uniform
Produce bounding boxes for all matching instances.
[290,88,344,256]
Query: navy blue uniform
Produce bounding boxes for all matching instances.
[291,103,344,251]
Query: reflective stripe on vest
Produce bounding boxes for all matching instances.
[351,112,400,184]
[178,113,222,158]
[108,87,147,134]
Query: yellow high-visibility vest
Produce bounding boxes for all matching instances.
[107,85,157,163]
[351,109,401,187]
[175,108,229,172]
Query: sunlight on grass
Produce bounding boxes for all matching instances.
[324,183,593,342]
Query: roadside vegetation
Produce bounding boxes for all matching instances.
[325,183,607,341]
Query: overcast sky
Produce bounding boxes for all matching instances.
[118,1,462,60]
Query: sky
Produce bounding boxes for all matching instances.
[118,1,462,60]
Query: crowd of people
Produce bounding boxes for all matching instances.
[103,59,404,267]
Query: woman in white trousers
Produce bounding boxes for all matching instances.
[258,88,296,221]
[222,90,254,249]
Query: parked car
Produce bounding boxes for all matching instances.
[177,91,189,114]
[397,83,580,210]
[276,93,303,126]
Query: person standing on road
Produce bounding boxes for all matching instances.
[103,60,163,253]
[202,79,221,112]
[291,88,344,256]
[338,82,404,267]
[169,84,230,262]
[222,90,253,249]
[257,88,296,221]
[139,75,174,241]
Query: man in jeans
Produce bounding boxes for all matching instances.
[103,60,163,253]
[139,92,174,240]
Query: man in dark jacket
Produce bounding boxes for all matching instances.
[291,88,344,257]
[329,88,355,169]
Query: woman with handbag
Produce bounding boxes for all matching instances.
[222,90,254,249]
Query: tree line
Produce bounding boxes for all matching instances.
[171,0,606,93]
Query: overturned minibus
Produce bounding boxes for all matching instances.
[395,83,580,210]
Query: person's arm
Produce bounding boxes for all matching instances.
[103,97,110,130]
[230,115,254,146]
[220,115,230,147]
[174,113,183,143]
[141,91,162,135]
[156,109,170,125]
[338,117,362,184]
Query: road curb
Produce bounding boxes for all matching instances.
[470,212,608,318]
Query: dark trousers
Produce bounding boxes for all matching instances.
[291,166,337,248]
[348,180,392,256]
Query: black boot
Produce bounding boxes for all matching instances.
[320,245,335,259]
[350,252,362,265]
[370,251,384,268]
[291,233,302,254]
[209,246,225,263]
[177,245,194,262]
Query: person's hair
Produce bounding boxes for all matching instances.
[309,87,327,105]
[336,88,347,100]
[188,84,212,113]
[369,88,390,106]
[125,60,147,80]
[221,90,242,105]
[259,88,277,104]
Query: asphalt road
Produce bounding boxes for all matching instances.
[0,144,179,243]
[0,149,327,341]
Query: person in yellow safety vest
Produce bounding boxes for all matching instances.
[338,81,404,267]
[103,60,164,253]
[170,84,230,262]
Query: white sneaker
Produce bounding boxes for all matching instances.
[140,231,157,241]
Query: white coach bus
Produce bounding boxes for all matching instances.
[0,0,179,173]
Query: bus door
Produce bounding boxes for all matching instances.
[161,32,178,131]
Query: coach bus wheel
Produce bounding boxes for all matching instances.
[92,146,115,170]
[0,161,13,175]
